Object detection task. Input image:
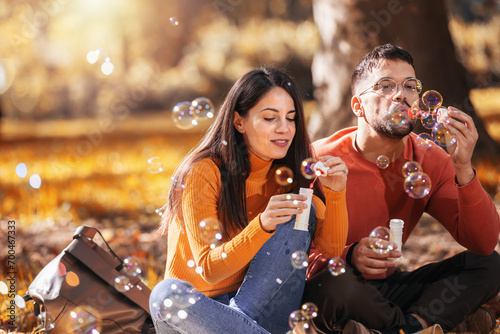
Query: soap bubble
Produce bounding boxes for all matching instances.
[101,57,114,76]
[300,158,317,179]
[402,161,422,177]
[191,97,215,119]
[171,177,185,191]
[416,133,433,149]
[404,172,432,198]
[288,310,307,330]
[16,163,28,178]
[291,250,309,269]
[169,17,179,26]
[369,227,393,254]
[301,302,318,319]
[114,275,132,292]
[147,157,163,173]
[172,101,198,130]
[198,217,223,246]
[67,305,102,334]
[275,166,294,185]
[387,105,407,127]
[123,256,142,276]
[421,113,438,129]
[37,311,55,331]
[328,257,346,276]
[432,123,457,147]
[151,281,201,322]
[422,90,443,110]
[376,155,390,169]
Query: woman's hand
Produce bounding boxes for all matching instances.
[260,194,308,232]
[316,156,348,192]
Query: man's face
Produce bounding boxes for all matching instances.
[356,60,420,139]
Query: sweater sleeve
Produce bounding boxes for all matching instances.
[312,186,349,259]
[181,159,274,284]
[426,161,500,254]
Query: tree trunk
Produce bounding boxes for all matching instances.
[309,0,500,160]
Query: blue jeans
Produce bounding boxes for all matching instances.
[150,206,317,334]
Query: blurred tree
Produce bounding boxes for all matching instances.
[309,0,500,160]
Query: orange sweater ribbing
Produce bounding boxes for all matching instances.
[165,152,348,297]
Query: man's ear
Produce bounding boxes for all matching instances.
[351,96,364,117]
[233,111,244,133]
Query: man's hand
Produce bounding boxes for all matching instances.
[443,107,477,186]
[351,237,401,276]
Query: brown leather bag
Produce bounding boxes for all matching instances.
[27,226,155,333]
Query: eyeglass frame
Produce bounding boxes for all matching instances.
[358,77,423,97]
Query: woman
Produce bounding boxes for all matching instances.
[150,67,348,334]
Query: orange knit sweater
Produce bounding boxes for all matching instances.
[165,151,348,297]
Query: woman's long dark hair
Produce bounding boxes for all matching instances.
[159,67,325,236]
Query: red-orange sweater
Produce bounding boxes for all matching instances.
[165,151,348,297]
[309,127,500,280]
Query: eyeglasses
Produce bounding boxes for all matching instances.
[358,78,423,97]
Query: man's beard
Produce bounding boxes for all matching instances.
[372,116,416,139]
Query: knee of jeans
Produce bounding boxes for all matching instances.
[149,278,194,320]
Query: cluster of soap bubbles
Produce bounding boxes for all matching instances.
[86,50,114,76]
[172,97,215,130]
[402,161,431,199]
[274,158,329,186]
[387,90,457,148]
[15,163,41,189]
[289,302,319,332]
[151,281,202,325]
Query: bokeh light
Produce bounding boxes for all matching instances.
[101,57,114,76]
[29,174,42,189]
[16,163,28,178]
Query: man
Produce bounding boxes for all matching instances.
[303,44,500,334]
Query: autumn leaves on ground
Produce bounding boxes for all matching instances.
[1,114,500,333]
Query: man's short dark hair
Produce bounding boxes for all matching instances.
[351,43,415,95]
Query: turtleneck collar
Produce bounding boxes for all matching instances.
[248,150,274,181]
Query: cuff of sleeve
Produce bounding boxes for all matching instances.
[346,242,359,268]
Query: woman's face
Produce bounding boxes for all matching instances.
[234,86,296,161]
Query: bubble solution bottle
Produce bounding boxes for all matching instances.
[294,188,313,231]
[389,219,404,261]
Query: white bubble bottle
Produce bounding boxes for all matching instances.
[294,188,313,231]
[389,219,404,261]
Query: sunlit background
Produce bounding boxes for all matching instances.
[1,0,500,332]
